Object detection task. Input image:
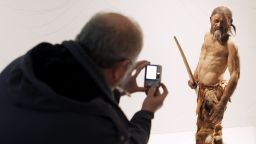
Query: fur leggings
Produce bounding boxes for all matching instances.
[196,81,227,144]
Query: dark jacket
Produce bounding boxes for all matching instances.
[0,41,153,144]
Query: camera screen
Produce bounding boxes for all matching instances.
[146,65,157,80]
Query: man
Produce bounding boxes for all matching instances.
[188,6,240,144]
[0,12,168,144]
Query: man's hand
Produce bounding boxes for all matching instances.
[188,80,197,89]
[209,102,225,124]
[120,60,150,94]
[142,83,168,113]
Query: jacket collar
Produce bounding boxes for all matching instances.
[62,41,117,104]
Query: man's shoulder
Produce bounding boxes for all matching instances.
[203,32,212,41]
[205,32,211,36]
[204,32,210,38]
[228,36,236,44]
[227,37,238,51]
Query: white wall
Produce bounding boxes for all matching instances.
[0,0,256,142]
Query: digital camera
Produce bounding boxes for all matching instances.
[144,64,162,87]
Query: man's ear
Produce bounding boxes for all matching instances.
[113,59,131,81]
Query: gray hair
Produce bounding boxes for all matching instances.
[75,12,143,68]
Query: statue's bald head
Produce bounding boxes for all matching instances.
[76,12,143,68]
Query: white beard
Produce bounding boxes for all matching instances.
[213,30,222,41]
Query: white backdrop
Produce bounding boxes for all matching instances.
[0,0,256,138]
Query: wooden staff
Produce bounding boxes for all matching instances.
[173,36,195,84]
